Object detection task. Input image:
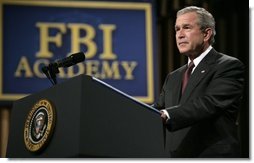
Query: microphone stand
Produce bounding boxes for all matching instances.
[41,52,85,86]
[42,63,59,85]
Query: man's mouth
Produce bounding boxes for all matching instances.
[178,42,188,45]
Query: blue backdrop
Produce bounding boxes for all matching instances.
[0,0,158,104]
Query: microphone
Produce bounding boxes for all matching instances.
[56,52,86,68]
[42,52,86,85]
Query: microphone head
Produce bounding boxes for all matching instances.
[71,52,86,64]
[56,52,86,68]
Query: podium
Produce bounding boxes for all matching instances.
[7,75,166,157]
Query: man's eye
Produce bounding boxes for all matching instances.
[184,26,191,29]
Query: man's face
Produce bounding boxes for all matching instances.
[175,12,207,58]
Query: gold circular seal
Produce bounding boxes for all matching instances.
[24,99,56,153]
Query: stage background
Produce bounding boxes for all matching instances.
[0,0,249,158]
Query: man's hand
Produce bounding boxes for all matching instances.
[160,111,168,124]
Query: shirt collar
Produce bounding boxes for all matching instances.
[188,45,212,67]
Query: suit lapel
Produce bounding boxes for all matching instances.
[173,66,186,104]
[179,49,218,104]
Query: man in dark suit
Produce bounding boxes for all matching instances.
[153,6,245,158]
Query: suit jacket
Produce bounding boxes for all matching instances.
[153,48,245,158]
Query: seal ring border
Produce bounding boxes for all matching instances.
[24,99,56,153]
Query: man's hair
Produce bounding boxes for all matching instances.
[177,6,216,45]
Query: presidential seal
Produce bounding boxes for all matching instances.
[24,99,56,153]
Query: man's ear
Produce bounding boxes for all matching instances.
[203,28,212,42]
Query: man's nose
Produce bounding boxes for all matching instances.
[176,29,185,39]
